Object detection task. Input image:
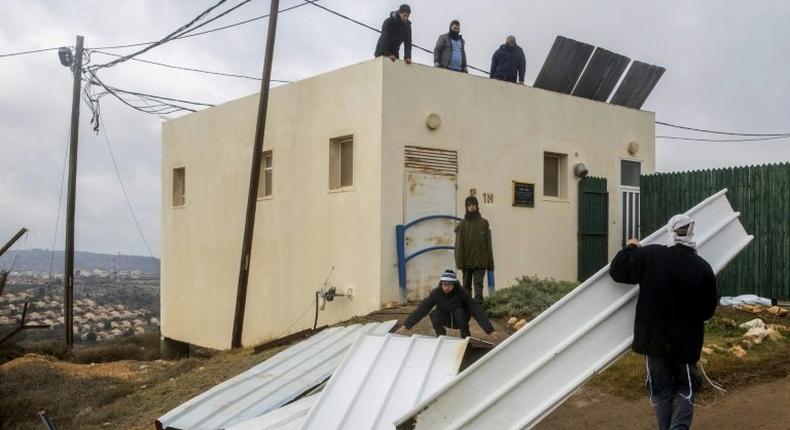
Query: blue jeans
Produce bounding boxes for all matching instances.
[646,355,701,430]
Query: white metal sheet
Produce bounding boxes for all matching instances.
[396,190,753,430]
[226,394,318,430]
[157,320,396,430]
[299,334,468,430]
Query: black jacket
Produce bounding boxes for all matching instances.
[609,244,718,363]
[490,44,526,83]
[374,11,412,59]
[403,283,495,334]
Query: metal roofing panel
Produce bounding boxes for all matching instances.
[299,334,468,430]
[157,320,396,430]
[226,394,318,430]
[610,60,666,109]
[397,190,752,429]
[533,36,595,94]
[571,47,630,101]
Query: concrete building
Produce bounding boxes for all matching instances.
[161,58,655,350]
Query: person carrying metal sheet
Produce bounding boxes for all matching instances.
[609,214,718,430]
[396,270,502,341]
[489,35,526,84]
[374,4,413,65]
[433,20,468,73]
[455,195,494,303]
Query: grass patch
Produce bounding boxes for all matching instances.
[484,276,578,319]
[589,307,790,400]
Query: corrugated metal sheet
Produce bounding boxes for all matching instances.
[396,190,752,429]
[226,394,318,430]
[533,36,595,94]
[300,334,468,430]
[571,47,630,101]
[609,61,666,109]
[157,321,396,430]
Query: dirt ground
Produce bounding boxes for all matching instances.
[537,375,790,429]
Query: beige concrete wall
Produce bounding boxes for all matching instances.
[379,60,655,301]
[162,60,384,349]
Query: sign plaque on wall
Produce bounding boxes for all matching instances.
[512,181,534,208]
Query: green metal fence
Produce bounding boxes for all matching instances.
[641,163,790,300]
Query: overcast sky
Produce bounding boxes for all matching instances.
[1,0,789,257]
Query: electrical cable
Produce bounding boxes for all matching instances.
[48,129,72,276]
[277,299,316,337]
[655,135,790,143]
[0,46,61,59]
[90,50,291,82]
[656,121,790,137]
[90,0,232,70]
[98,115,160,270]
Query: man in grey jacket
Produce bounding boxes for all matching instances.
[433,20,467,73]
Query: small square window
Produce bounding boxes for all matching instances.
[172,167,185,207]
[329,136,353,190]
[543,152,567,198]
[258,151,273,198]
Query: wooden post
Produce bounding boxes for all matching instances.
[231,1,280,348]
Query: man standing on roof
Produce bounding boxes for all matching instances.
[396,270,502,341]
[374,4,412,64]
[433,20,467,73]
[490,35,526,84]
[609,214,718,430]
[455,195,494,304]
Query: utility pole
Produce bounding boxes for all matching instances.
[64,35,84,347]
[0,228,28,258]
[231,0,280,349]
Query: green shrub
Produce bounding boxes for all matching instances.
[484,276,578,319]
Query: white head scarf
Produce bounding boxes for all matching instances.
[666,214,697,250]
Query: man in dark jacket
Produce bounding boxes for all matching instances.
[455,195,494,303]
[396,270,502,341]
[374,4,412,64]
[433,20,467,73]
[609,214,717,430]
[490,35,526,83]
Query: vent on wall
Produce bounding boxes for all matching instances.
[404,146,458,176]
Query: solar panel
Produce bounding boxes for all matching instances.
[571,47,630,102]
[609,61,666,109]
[533,36,595,94]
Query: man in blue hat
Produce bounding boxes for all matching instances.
[396,270,502,341]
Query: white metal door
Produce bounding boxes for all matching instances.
[404,172,457,300]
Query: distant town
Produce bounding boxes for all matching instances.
[1,251,160,345]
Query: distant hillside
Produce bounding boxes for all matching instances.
[0,249,159,274]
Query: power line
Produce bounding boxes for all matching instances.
[655,135,790,142]
[0,46,61,59]
[98,115,160,269]
[90,0,233,70]
[304,1,490,75]
[656,121,790,137]
[49,129,71,276]
[91,50,291,83]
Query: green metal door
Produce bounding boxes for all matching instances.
[578,177,608,281]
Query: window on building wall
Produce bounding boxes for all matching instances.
[543,152,567,198]
[172,167,185,207]
[329,135,354,190]
[620,160,641,187]
[258,151,273,198]
[620,160,642,244]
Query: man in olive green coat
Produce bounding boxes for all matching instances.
[455,195,494,303]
